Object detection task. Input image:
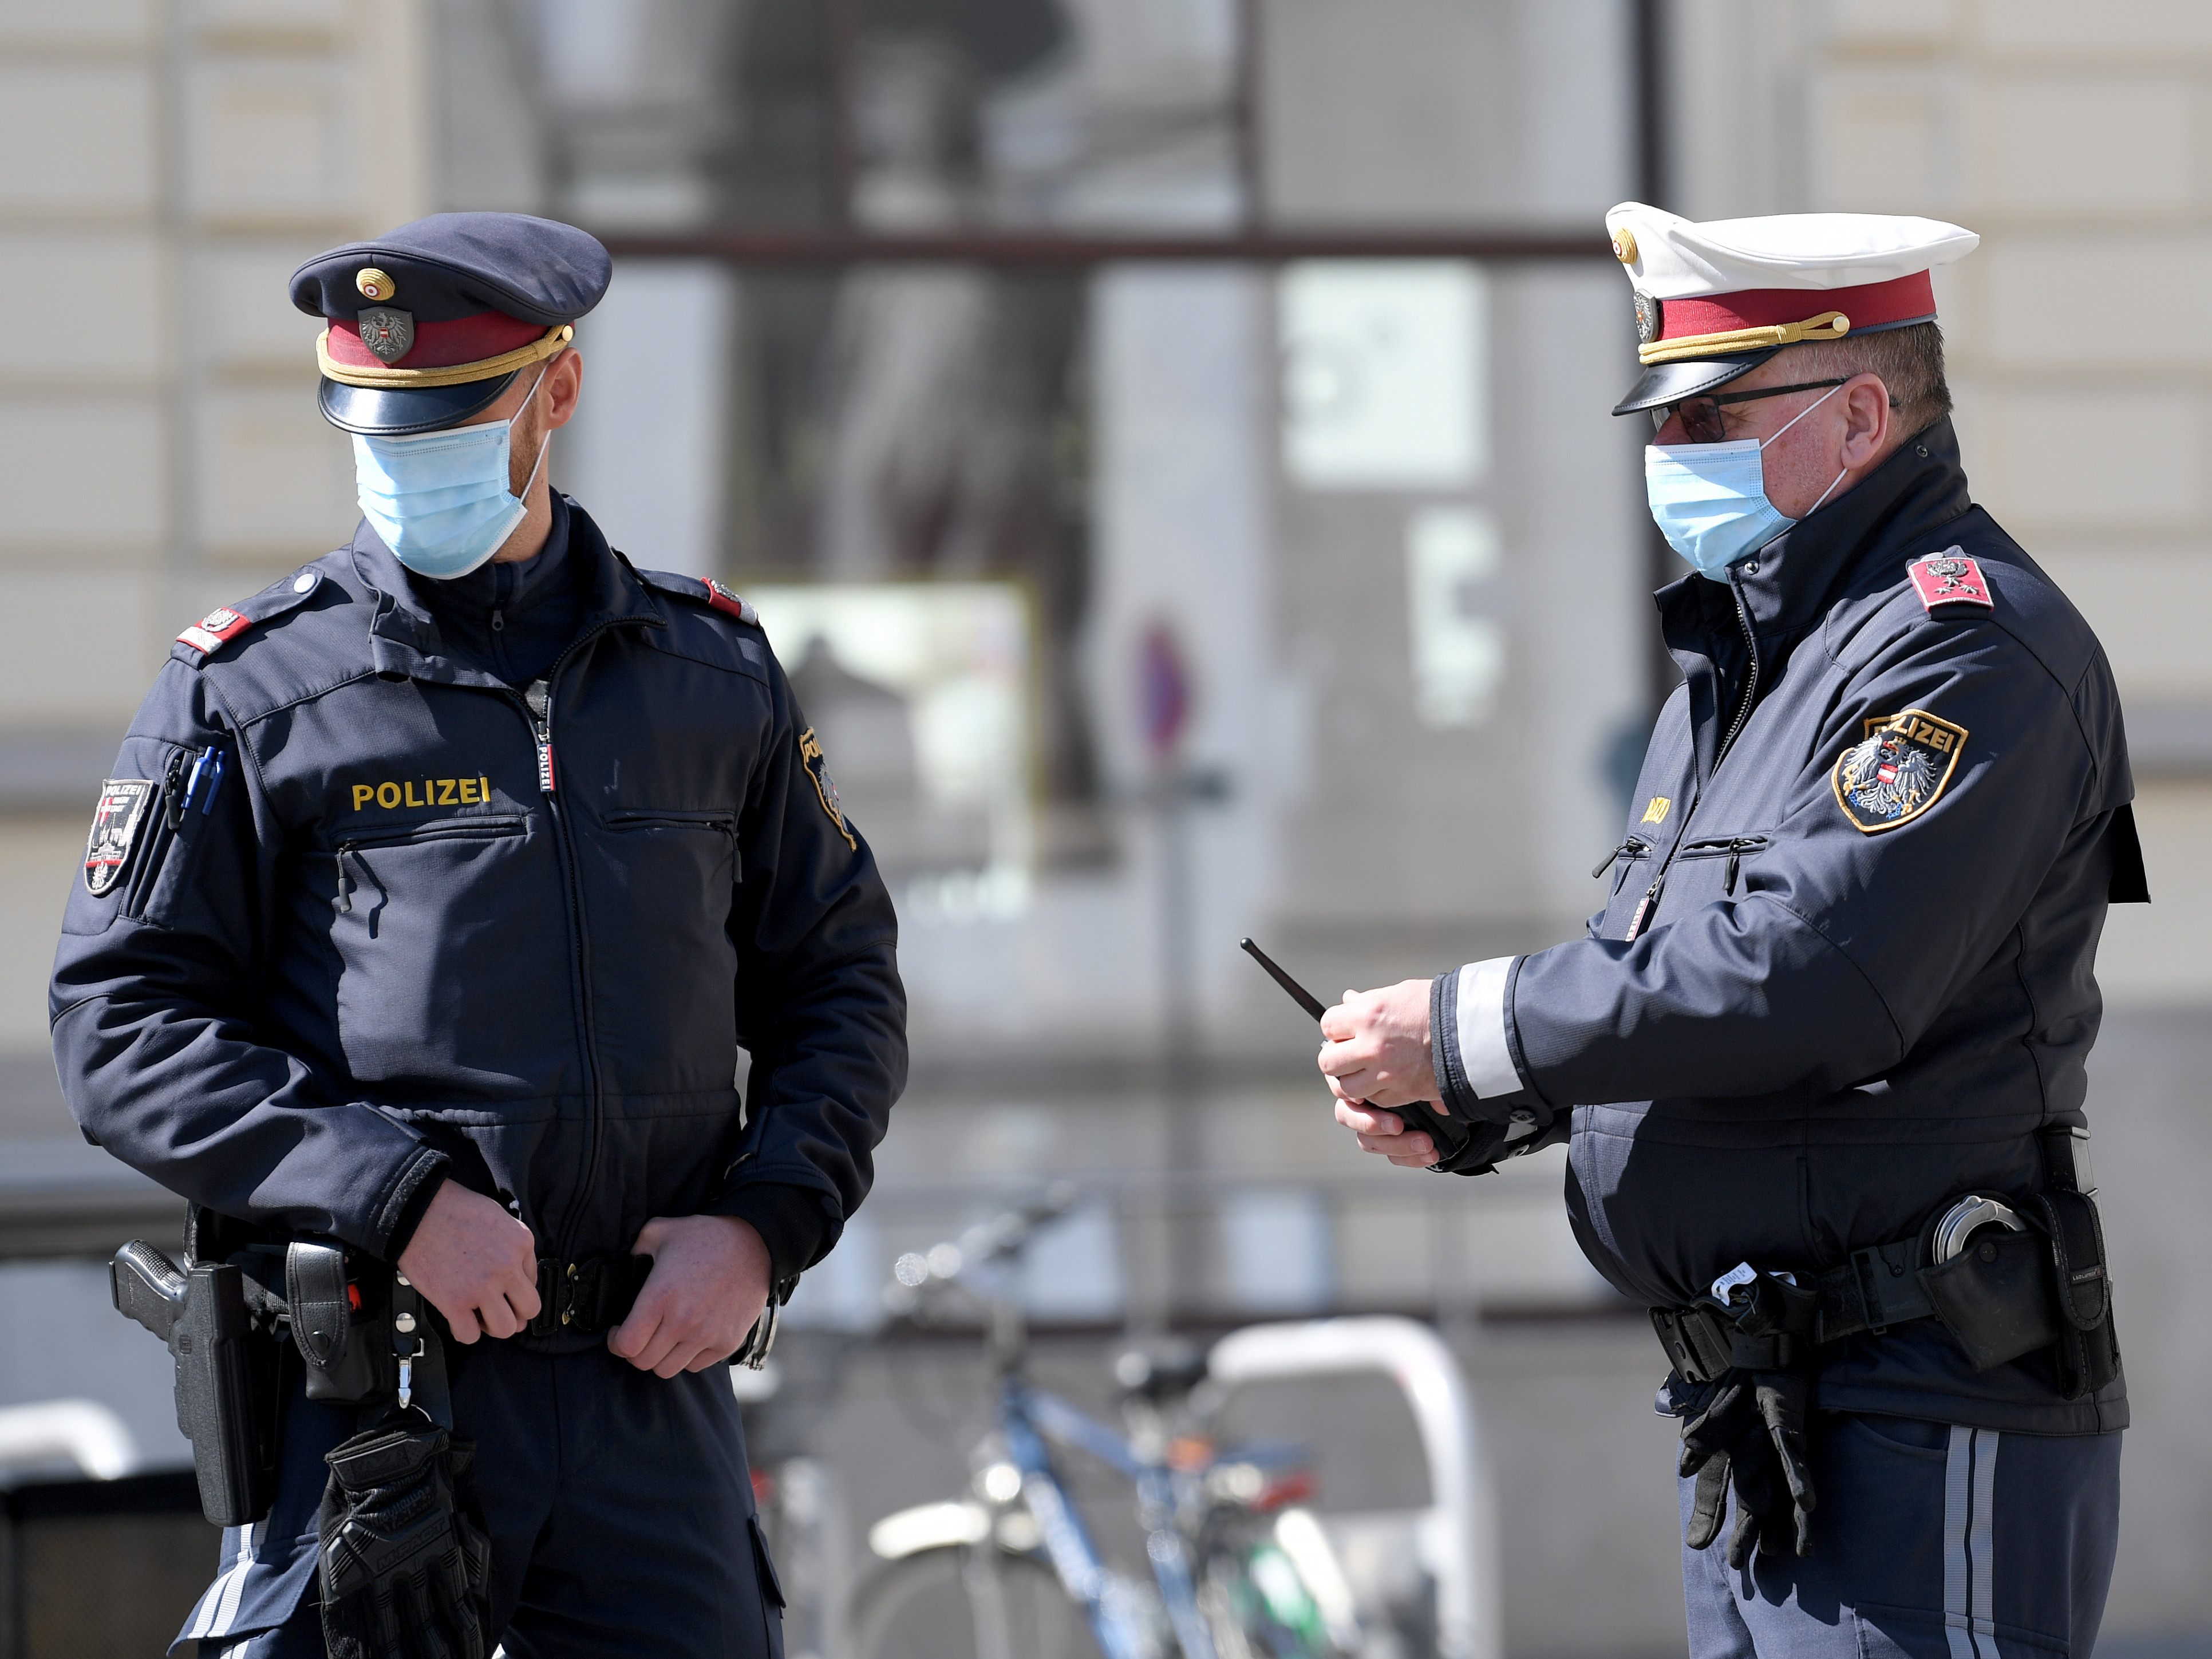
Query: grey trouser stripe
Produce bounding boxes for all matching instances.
[1945,1425,2001,1658]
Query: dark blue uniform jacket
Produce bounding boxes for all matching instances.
[50,501,905,1330]
[1435,421,2139,1433]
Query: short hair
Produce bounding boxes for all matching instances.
[1788,320,1952,439]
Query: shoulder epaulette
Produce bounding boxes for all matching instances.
[172,567,329,663]
[635,568,760,627]
[1905,547,1994,613]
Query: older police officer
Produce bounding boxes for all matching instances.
[1320,206,2143,1656]
[52,213,903,1655]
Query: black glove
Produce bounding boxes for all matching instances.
[318,1419,493,1659]
[1674,1369,1816,1567]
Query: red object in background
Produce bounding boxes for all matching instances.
[1140,620,1192,763]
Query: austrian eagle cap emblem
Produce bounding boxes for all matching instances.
[1833,709,1968,834]
[1632,290,1662,345]
[356,306,415,366]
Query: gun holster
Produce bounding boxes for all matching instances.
[109,1208,287,1527]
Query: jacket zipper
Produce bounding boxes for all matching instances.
[526,680,556,793]
[333,816,526,914]
[508,617,645,1274]
[1715,572,1763,771]
[1625,578,1764,943]
[1591,835,1650,882]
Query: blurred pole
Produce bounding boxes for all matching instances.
[1140,622,1199,1321]
[1633,0,1681,715]
[1234,0,1266,230]
[825,0,859,224]
[1139,622,1223,1323]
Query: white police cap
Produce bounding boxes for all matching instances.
[1604,202,1980,415]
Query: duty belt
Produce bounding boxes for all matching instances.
[1652,1238,1931,1385]
[528,1253,654,1340]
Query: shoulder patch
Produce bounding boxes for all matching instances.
[173,567,326,662]
[634,567,761,627]
[84,778,157,895]
[798,726,858,851]
[1832,709,1967,833]
[1906,548,1992,613]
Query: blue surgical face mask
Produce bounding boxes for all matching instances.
[351,366,553,579]
[1644,383,1847,580]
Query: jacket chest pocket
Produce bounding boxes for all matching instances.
[321,815,570,1093]
[1621,833,1772,940]
[584,809,743,1081]
[331,815,530,918]
[1672,834,1769,898]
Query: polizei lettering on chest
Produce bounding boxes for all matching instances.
[349,777,495,812]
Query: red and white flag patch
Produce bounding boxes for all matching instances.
[1906,549,1993,612]
[177,605,254,655]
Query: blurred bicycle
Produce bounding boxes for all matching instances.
[848,1191,1363,1659]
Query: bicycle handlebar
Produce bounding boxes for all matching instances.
[887,1182,1078,1297]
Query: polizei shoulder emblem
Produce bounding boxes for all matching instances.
[1832,710,1967,834]
[797,727,858,851]
[84,778,156,895]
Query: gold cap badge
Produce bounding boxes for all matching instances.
[1611,228,1638,265]
[356,267,396,302]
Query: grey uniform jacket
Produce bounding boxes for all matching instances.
[1432,420,2143,1434]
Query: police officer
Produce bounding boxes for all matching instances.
[1318,205,2144,1655]
[52,212,904,1654]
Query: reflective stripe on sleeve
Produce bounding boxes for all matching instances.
[1455,955,1522,1099]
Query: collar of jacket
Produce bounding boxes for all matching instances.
[1656,414,1975,664]
[350,495,665,688]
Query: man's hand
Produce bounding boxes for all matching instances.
[1317,978,1438,1108]
[609,1215,772,1378]
[397,1180,542,1344]
[1333,1099,1441,1167]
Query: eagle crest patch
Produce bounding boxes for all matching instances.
[84,778,156,895]
[797,727,857,851]
[1832,710,1967,834]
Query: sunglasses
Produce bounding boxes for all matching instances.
[1649,378,1849,444]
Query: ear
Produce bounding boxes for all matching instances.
[542,347,584,432]
[1837,372,1893,469]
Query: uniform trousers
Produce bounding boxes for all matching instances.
[181,1340,784,1658]
[1682,1412,2120,1658]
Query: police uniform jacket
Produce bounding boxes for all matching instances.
[1433,419,2138,1433]
[50,500,904,1327]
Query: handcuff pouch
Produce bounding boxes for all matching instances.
[1918,1226,2057,1373]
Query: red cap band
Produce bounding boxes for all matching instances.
[322,310,547,374]
[1658,271,1936,342]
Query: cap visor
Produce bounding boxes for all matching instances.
[1611,349,1781,417]
[319,372,518,436]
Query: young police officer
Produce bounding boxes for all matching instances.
[1320,206,2143,1655]
[52,213,904,1654]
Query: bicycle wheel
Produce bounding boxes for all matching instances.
[848,1544,1101,1659]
